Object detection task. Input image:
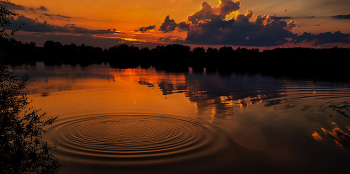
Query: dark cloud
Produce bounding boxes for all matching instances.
[294,31,350,45]
[188,2,220,24]
[134,25,156,33]
[0,1,47,12]
[186,11,298,46]
[270,16,293,20]
[188,0,241,24]
[187,0,240,24]
[38,6,48,11]
[0,1,68,20]
[159,15,191,33]
[293,16,317,19]
[178,22,191,31]
[216,0,241,18]
[0,1,25,10]
[159,15,178,32]
[332,14,350,19]
[270,16,317,20]
[8,15,118,34]
[159,0,350,46]
[158,36,171,42]
[41,13,71,20]
[29,6,48,12]
[158,36,182,42]
[305,16,317,19]
[159,0,299,46]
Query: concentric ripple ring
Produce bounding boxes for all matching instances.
[46,113,232,165]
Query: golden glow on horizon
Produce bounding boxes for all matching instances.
[91,35,148,42]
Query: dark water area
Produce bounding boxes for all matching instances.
[11,62,350,174]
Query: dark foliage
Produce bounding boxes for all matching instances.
[0,1,17,37]
[193,47,205,58]
[1,4,61,172]
[0,66,61,174]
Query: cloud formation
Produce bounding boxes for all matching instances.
[158,36,172,42]
[1,1,72,21]
[8,15,117,34]
[0,1,47,12]
[158,36,182,42]
[332,14,350,19]
[270,16,293,20]
[188,0,240,24]
[159,15,191,33]
[188,2,219,24]
[294,31,350,45]
[29,6,48,12]
[160,0,297,46]
[41,13,71,20]
[159,0,350,46]
[0,1,25,10]
[159,15,178,32]
[135,25,156,33]
[187,13,297,46]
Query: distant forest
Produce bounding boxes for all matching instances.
[1,36,350,82]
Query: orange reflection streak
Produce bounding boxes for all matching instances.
[321,127,350,148]
[312,131,323,140]
[238,99,247,109]
[25,66,196,118]
[238,95,265,110]
[210,106,216,123]
[220,96,233,106]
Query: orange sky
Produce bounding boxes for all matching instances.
[3,0,350,48]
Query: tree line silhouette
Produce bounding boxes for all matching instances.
[1,36,350,82]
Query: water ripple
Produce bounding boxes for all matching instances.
[47,113,232,165]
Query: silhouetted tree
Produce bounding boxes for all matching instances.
[219,46,234,59]
[0,0,20,37]
[206,47,219,58]
[193,47,205,58]
[140,47,151,58]
[1,0,18,63]
[0,66,61,174]
[108,44,140,58]
[1,2,61,173]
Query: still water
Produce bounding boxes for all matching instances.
[12,62,350,173]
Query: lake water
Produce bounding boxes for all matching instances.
[11,62,350,173]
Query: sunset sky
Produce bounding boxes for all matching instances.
[1,0,350,49]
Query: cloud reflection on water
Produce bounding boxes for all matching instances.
[10,62,350,173]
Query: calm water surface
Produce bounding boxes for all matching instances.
[12,62,350,174]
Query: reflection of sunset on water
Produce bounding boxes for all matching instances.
[2,0,350,173]
[11,62,350,173]
[312,131,323,140]
[320,127,350,148]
